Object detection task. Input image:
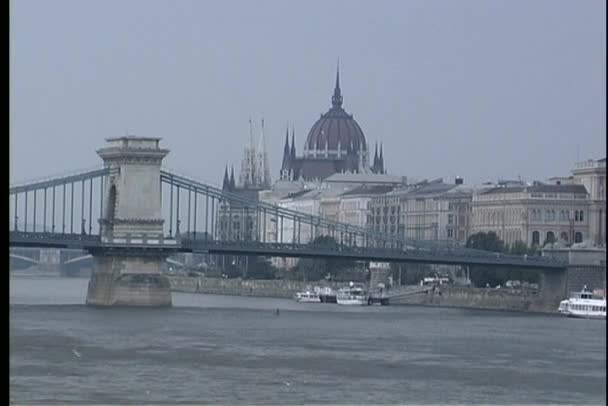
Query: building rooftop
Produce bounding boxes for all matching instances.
[480,184,588,195]
[340,184,395,197]
[323,172,406,185]
[572,157,606,172]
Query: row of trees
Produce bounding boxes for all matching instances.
[464,231,540,287]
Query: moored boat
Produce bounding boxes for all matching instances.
[558,286,606,319]
[336,282,367,305]
[294,290,321,303]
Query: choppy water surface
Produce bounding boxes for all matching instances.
[10,276,606,404]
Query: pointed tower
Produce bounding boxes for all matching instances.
[372,142,379,173]
[229,166,236,191]
[289,129,296,180]
[239,118,256,188]
[280,126,291,180]
[379,143,385,174]
[222,166,230,191]
[331,60,343,108]
[256,118,271,188]
[290,130,296,162]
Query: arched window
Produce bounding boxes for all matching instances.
[575,232,583,243]
[580,211,584,221]
[532,231,540,245]
[546,231,555,243]
[560,232,568,242]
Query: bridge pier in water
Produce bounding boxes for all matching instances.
[86,136,172,307]
[87,252,171,307]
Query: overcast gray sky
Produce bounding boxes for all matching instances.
[10,0,606,186]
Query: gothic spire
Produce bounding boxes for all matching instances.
[379,143,384,174]
[290,129,296,161]
[229,166,236,190]
[256,118,271,188]
[373,142,379,171]
[331,60,343,108]
[222,166,230,190]
[281,126,290,171]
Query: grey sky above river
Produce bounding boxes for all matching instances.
[10,0,606,186]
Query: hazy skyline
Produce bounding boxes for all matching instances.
[10,0,606,187]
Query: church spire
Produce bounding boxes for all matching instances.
[222,166,230,190]
[373,142,379,172]
[229,166,236,190]
[290,129,296,161]
[331,60,343,108]
[379,143,384,174]
[281,126,290,172]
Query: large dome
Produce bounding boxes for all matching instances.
[304,70,367,155]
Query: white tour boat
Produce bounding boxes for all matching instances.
[294,290,321,303]
[557,286,606,319]
[336,282,367,305]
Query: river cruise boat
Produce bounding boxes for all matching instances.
[557,287,606,319]
[294,290,321,303]
[336,283,367,305]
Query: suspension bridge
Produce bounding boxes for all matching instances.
[9,136,567,306]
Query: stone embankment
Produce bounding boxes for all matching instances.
[168,276,559,313]
[169,276,343,298]
[390,286,555,313]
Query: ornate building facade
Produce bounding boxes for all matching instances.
[471,183,590,247]
[367,178,473,244]
[280,66,385,181]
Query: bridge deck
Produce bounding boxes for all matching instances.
[8,231,567,270]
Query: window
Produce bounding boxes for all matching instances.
[575,232,583,243]
[448,214,454,225]
[531,209,541,221]
[580,211,584,221]
[560,232,568,242]
[447,229,453,238]
[546,231,555,243]
[532,231,540,245]
[575,211,579,221]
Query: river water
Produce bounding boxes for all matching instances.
[10,276,606,405]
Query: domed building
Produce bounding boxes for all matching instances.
[280,67,385,181]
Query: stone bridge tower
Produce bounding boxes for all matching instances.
[86,136,173,307]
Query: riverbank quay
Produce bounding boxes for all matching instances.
[168,276,559,313]
[168,275,344,298]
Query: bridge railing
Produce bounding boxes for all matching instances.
[161,169,447,251]
[9,164,565,269]
[160,169,565,268]
[9,166,112,236]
